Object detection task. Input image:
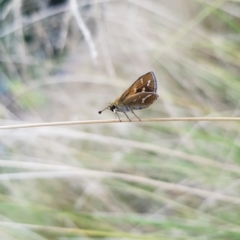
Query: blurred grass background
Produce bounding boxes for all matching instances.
[1,0,240,239]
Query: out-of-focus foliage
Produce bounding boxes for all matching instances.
[0,0,240,239]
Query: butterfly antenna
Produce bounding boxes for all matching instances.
[98,106,109,114]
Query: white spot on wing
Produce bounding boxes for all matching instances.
[147,80,151,86]
[141,94,152,103]
[140,78,143,84]
[142,87,145,92]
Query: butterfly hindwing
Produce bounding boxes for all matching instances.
[122,92,159,110]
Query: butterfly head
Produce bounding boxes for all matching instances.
[109,104,117,112]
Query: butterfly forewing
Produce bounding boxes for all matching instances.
[118,72,157,102]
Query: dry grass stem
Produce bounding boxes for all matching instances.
[0,117,240,130]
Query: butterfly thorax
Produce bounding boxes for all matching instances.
[109,98,130,112]
[109,101,130,113]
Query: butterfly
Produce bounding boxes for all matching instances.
[98,72,158,121]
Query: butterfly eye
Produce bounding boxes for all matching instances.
[110,105,116,112]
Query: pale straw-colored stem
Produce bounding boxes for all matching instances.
[0,117,240,130]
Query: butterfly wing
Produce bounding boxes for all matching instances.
[122,92,159,110]
[118,72,157,102]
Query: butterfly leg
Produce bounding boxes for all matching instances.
[130,108,141,121]
[123,112,131,122]
[116,112,121,122]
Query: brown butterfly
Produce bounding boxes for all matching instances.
[98,72,158,121]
